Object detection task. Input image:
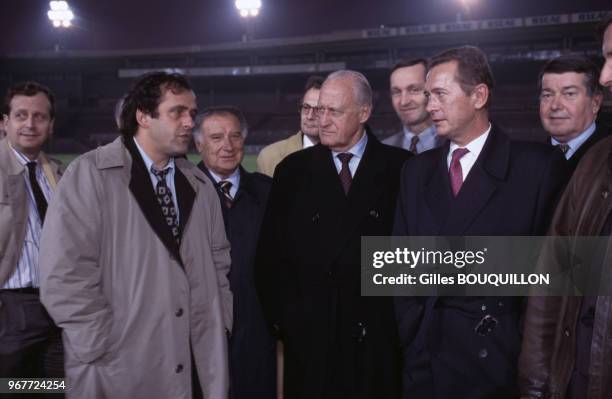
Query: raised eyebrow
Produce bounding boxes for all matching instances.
[561,85,580,91]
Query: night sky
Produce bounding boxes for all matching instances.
[1,0,610,54]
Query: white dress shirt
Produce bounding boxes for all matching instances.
[3,147,53,289]
[208,168,241,198]
[447,123,492,182]
[303,134,317,149]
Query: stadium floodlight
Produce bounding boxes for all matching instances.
[235,0,261,18]
[48,1,74,28]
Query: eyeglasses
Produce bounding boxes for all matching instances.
[298,103,318,116]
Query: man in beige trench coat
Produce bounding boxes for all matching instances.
[39,72,232,399]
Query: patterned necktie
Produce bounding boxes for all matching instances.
[218,180,233,209]
[409,135,420,154]
[151,167,180,244]
[449,148,470,197]
[338,152,353,195]
[557,143,570,155]
[26,162,48,224]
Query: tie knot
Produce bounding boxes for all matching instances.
[151,167,170,181]
[337,152,353,165]
[409,135,420,154]
[26,161,37,173]
[219,180,232,194]
[451,147,469,163]
[557,143,570,154]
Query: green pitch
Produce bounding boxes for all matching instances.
[51,153,259,173]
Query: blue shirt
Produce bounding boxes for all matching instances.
[331,130,368,177]
[402,125,439,154]
[3,147,53,289]
[133,138,179,221]
[551,122,596,160]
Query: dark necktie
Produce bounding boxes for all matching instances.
[449,148,470,197]
[26,162,48,224]
[218,180,233,209]
[338,152,353,195]
[151,167,180,244]
[557,143,570,155]
[409,135,420,154]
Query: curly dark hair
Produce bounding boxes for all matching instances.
[119,71,193,139]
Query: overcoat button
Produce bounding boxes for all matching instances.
[175,308,183,317]
[602,190,609,200]
[312,213,319,222]
[369,210,379,218]
[175,364,183,373]
[478,349,488,359]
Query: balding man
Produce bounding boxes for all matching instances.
[255,70,411,398]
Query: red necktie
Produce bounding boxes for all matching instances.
[449,148,469,197]
[337,153,353,195]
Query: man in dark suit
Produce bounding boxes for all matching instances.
[393,46,568,399]
[193,106,275,399]
[256,70,411,399]
[539,55,609,173]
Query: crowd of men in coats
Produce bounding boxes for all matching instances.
[0,16,611,399]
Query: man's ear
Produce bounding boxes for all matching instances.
[136,109,149,128]
[591,93,603,115]
[358,105,372,124]
[471,83,490,110]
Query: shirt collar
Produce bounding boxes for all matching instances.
[449,123,491,159]
[208,167,241,190]
[133,137,174,173]
[9,144,39,167]
[404,124,436,145]
[550,122,596,159]
[331,129,368,159]
[303,133,317,148]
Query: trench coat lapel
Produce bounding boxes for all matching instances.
[123,137,183,266]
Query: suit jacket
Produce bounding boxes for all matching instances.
[257,131,304,177]
[256,129,411,399]
[547,122,611,174]
[393,126,568,399]
[39,137,232,399]
[0,138,62,287]
[198,163,276,399]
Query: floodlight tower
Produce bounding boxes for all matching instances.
[456,0,477,21]
[48,0,74,52]
[48,1,74,28]
[235,0,261,42]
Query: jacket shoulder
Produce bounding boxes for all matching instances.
[259,133,302,159]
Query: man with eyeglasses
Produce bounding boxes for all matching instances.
[256,70,410,398]
[384,58,444,154]
[257,75,324,177]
